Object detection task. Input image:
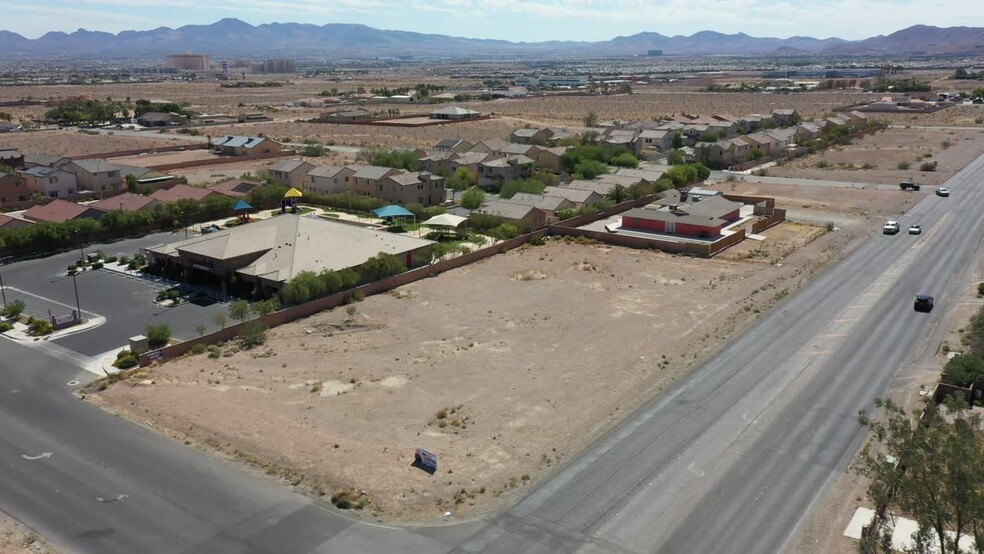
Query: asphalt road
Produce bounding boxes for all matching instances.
[4,155,984,553]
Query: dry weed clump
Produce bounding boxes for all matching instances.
[430,405,471,430]
[331,488,370,510]
[512,269,550,281]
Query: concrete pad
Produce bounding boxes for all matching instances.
[842,507,875,539]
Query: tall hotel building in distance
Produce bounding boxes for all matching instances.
[166,53,209,71]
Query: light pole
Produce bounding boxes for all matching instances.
[75,229,85,266]
[71,272,82,322]
[0,269,6,309]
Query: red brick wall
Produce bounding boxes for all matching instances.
[622,216,722,239]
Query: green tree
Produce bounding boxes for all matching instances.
[0,112,11,121]
[301,143,326,157]
[229,299,251,323]
[145,323,171,349]
[858,398,984,554]
[748,150,765,161]
[672,132,684,149]
[574,160,609,179]
[605,184,632,204]
[446,167,476,201]
[250,298,279,317]
[125,174,138,193]
[461,188,486,210]
[610,152,639,168]
[490,223,520,240]
[667,149,686,165]
[941,355,984,388]
[0,164,13,175]
[583,111,598,128]
[195,322,207,337]
[237,321,268,349]
[500,179,546,199]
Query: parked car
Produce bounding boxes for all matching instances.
[914,294,934,313]
[883,221,900,235]
[936,187,950,197]
[899,178,921,191]
[908,224,922,235]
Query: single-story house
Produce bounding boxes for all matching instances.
[213,136,282,156]
[825,115,852,128]
[306,166,355,196]
[323,109,372,122]
[510,127,552,145]
[620,195,742,239]
[268,159,315,189]
[546,128,580,145]
[430,106,481,120]
[150,183,228,203]
[136,112,187,127]
[145,214,435,293]
[22,199,103,223]
[500,192,574,216]
[208,179,270,198]
[542,186,605,208]
[433,139,474,153]
[473,200,547,230]
[0,213,32,230]
[795,123,822,142]
[90,192,159,213]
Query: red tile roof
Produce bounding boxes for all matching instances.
[150,184,220,203]
[90,192,157,212]
[22,199,94,223]
[206,179,266,198]
[0,213,31,229]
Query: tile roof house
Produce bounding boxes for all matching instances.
[349,166,403,197]
[433,139,474,153]
[473,200,547,230]
[478,155,535,190]
[529,146,568,173]
[208,178,270,198]
[500,192,574,215]
[145,214,435,291]
[449,152,492,174]
[510,127,552,145]
[470,139,511,155]
[500,143,541,156]
[375,171,445,206]
[90,192,159,213]
[306,166,355,196]
[18,166,78,198]
[430,106,481,120]
[213,136,282,156]
[65,159,123,194]
[23,199,103,223]
[542,186,604,207]
[0,213,32,230]
[268,159,315,189]
[150,183,228,203]
[0,148,24,169]
[418,152,459,176]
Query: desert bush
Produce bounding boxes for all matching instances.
[190,343,207,355]
[237,321,268,349]
[0,322,13,332]
[1,299,25,319]
[113,349,139,369]
[28,319,53,336]
[941,355,984,388]
[207,345,221,359]
[330,489,368,510]
[978,282,984,297]
[897,161,911,170]
[145,323,171,349]
[919,161,938,172]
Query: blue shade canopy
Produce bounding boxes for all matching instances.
[372,205,415,218]
[233,199,253,211]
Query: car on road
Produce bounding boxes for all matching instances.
[908,224,922,235]
[914,294,935,312]
[936,187,950,197]
[883,221,901,234]
[899,178,921,191]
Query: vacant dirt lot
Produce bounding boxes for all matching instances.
[92,229,859,523]
[769,126,984,187]
[0,513,53,554]
[0,129,184,157]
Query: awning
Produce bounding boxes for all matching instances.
[372,205,415,218]
[284,187,303,198]
[232,199,253,211]
[422,213,467,228]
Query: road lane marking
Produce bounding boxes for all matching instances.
[819,333,848,338]
[834,318,860,323]
[21,452,52,461]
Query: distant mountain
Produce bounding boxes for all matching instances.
[822,25,984,56]
[0,19,981,58]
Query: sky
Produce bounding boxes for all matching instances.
[0,0,978,42]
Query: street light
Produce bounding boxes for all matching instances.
[71,272,82,322]
[74,229,86,266]
[0,268,6,309]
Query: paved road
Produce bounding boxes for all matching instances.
[4,154,984,552]
[711,170,898,190]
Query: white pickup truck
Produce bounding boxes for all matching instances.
[883,221,901,235]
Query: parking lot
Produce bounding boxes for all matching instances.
[0,231,231,357]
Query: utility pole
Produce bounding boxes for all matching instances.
[71,272,81,321]
[0,269,6,309]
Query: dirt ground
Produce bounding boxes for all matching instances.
[91,226,871,523]
[770,126,984,187]
[0,513,53,554]
[0,129,185,157]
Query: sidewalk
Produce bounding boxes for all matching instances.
[2,315,106,343]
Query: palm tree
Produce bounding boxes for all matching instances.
[605,184,631,204]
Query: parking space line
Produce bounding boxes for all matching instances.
[4,287,98,318]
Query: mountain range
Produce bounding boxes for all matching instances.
[0,19,982,58]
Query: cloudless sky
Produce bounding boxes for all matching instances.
[0,0,977,41]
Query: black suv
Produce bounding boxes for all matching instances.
[914,295,934,312]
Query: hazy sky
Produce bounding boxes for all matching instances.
[0,0,977,41]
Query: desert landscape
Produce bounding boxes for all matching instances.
[0,513,52,554]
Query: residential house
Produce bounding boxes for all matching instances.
[614,167,665,184]
[693,141,730,167]
[0,172,29,206]
[845,111,870,127]
[433,139,474,153]
[449,152,491,175]
[737,115,763,132]
[765,128,797,151]
[418,152,457,176]
[470,139,511,155]
[65,159,123,194]
[22,199,103,223]
[825,115,852,129]
[323,109,372,122]
[500,143,541,157]
[638,129,674,153]
[510,127,552,145]
[0,213,32,230]
[22,153,70,170]
[708,120,738,138]
[478,155,535,190]
[473,201,546,230]
[620,195,742,239]
[742,134,776,158]
[90,192,159,213]
[375,172,445,206]
[771,109,800,126]
[213,136,282,156]
[136,112,187,127]
[150,183,228,203]
[794,123,822,142]
[602,130,641,155]
[0,148,23,169]
[349,166,403,197]
[683,124,710,144]
[268,159,315,189]
[566,180,618,197]
[500,193,574,216]
[114,164,177,188]
[542,186,604,208]
[18,166,78,198]
[208,179,271,198]
[430,106,481,120]
[546,128,580,145]
[597,174,643,188]
[529,146,568,173]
